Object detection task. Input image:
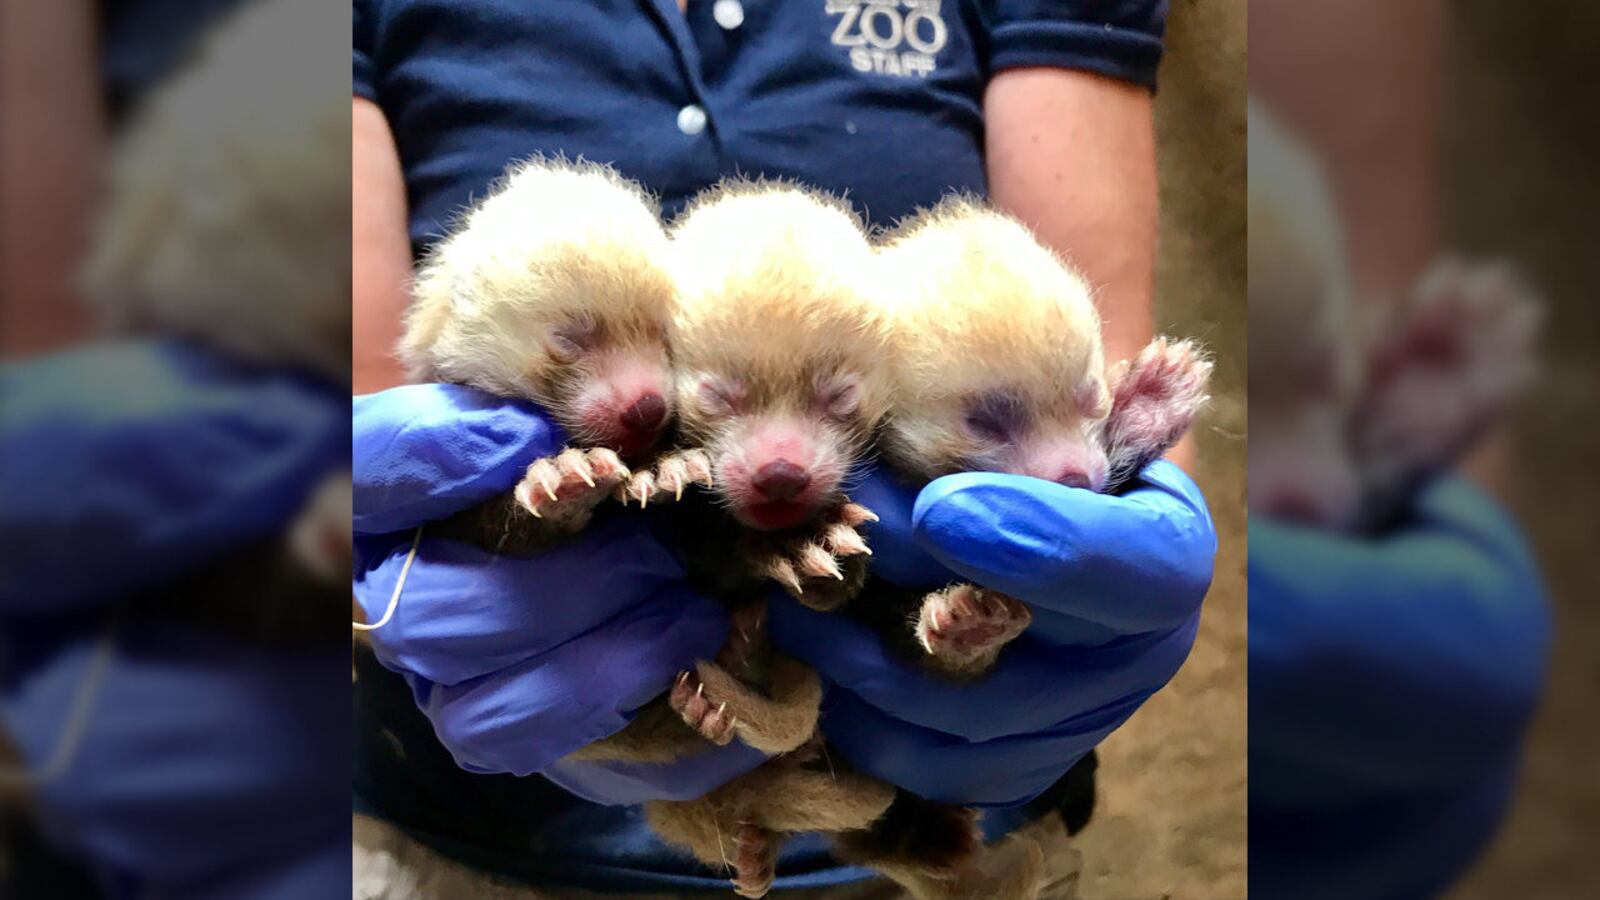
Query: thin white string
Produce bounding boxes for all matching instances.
[0,611,122,790]
[352,525,422,632]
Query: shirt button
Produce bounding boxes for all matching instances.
[677,104,708,136]
[713,0,745,31]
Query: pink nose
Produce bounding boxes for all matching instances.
[1056,468,1094,490]
[751,461,811,501]
[620,392,667,434]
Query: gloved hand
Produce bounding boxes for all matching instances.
[769,460,1216,807]
[0,340,347,610]
[0,618,350,897]
[1248,477,1550,900]
[0,339,349,896]
[352,383,765,803]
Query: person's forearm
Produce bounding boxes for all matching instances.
[353,97,414,393]
[1251,0,1506,497]
[984,68,1158,368]
[0,0,102,356]
[984,68,1189,468]
[1250,0,1444,304]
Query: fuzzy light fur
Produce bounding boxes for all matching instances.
[1247,100,1360,408]
[668,179,893,443]
[646,761,898,872]
[400,158,676,424]
[874,198,1110,480]
[82,0,350,385]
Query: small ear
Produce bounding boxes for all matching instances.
[1076,378,1111,419]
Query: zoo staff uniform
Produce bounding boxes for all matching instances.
[352,0,1167,891]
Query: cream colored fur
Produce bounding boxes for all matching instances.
[667,179,893,439]
[83,0,350,385]
[874,198,1109,477]
[401,158,676,403]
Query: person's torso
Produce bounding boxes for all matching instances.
[351,0,1116,890]
[356,0,994,256]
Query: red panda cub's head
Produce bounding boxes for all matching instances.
[401,159,676,461]
[669,180,892,531]
[876,198,1112,491]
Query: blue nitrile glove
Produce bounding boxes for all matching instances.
[0,339,349,896]
[0,618,350,897]
[0,340,347,610]
[1249,477,1550,900]
[770,460,1216,807]
[352,383,765,803]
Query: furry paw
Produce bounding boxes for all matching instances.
[1104,337,1213,489]
[691,655,822,756]
[751,502,876,610]
[916,585,1031,676]
[289,470,352,582]
[1356,259,1539,496]
[512,447,628,528]
[615,448,714,507]
[669,670,738,746]
[731,823,778,899]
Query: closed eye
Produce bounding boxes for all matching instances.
[548,315,603,362]
[697,375,746,418]
[963,389,1028,442]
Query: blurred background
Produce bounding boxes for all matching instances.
[2,0,350,896]
[1251,1,1597,898]
[1070,0,1248,897]
[1447,2,1598,895]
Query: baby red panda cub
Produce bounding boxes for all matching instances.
[820,198,1211,900]
[1248,100,1539,531]
[77,0,351,641]
[639,180,901,898]
[401,158,685,547]
[873,197,1211,677]
[401,160,816,760]
[401,170,876,897]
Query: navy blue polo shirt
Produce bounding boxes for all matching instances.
[353,0,1166,891]
[355,0,1166,255]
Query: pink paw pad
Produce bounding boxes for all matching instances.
[1359,259,1539,465]
[916,585,1032,670]
[1104,337,1213,484]
[290,472,352,582]
[669,671,736,745]
[732,822,778,898]
[513,447,628,520]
